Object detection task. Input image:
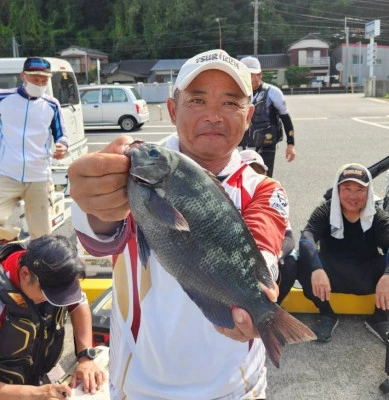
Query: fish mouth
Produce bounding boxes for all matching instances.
[131,173,153,185]
[128,139,145,150]
[124,140,145,157]
[130,168,162,186]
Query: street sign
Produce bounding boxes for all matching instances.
[365,19,380,39]
[367,42,378,66]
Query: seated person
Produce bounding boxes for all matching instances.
[240,149,298,304]
[298,163,389,342]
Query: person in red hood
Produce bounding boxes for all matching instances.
[0,235,106,400]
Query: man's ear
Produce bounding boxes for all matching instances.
[19,265,31,281]
[246,104,255,128]
[166,97,177,125]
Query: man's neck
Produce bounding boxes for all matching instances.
[342,209,361,223]
[194,158,231,176]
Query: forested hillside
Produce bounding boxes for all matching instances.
[0,0,387,60]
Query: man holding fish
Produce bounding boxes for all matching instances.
[69,49,315,400]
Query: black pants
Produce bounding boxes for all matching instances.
[277,255,298,305]
[257,146,276,178]
[298,254,387,316]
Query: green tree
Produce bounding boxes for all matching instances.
[285,65,311,87]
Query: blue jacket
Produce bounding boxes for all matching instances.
[0,86,68,182]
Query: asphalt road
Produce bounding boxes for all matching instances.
[59,94,389,399]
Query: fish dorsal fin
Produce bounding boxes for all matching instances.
[147,190,190,232]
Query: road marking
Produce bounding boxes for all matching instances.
[353,116,389,119]
[156,133,176,145]
[85,125,174,130]
[352,117,389,130]
[294,117,328,120]
[88,131,177,146]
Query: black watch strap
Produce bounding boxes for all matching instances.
[77,347,97,360]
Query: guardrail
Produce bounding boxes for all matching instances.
[282,86,364,95]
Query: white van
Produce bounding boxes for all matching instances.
[0,57,88,194]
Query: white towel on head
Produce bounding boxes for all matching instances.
[330,163,376,239]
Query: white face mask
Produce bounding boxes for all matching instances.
[24,81,46,98]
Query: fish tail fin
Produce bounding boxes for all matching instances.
[256,305,317,368]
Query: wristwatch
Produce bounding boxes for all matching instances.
[77,347,97,360]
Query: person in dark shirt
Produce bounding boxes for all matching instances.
[298,163,389,342]
[238,56,295,177]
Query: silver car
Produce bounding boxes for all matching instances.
[79,84,149,131]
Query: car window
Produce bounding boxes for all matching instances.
[80,89,99,104]
[130,87,142,100]
[52,71,80,105]
[102,88,128,103]
[0,73,21,89]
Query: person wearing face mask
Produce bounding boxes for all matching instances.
[0,57,68,243]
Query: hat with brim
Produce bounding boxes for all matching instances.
[337,164,369,187]
[240,149,268,171]
[173,50,252,99]
[240,56,262,74]
[41,277,83,307]
[23,57,53,77]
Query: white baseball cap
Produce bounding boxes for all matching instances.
[240,56,262,74]
[240,149,268,171]
[173,49,252,99]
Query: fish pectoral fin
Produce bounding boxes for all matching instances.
[137,227,150,268]
[182,287,234,329]
[147,191,190,231]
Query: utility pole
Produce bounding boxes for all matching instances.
[12,36,19,58]
[253,0,259,56]
[344,17,349,91]
[215,18,223,49]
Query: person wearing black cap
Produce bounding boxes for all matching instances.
[0,57,68,244]
[0,235,105,399]
[298,163,389,342]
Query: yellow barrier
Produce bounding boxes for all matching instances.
[79,279,376,315]
[280,288,376,315]
[80,278,112,303]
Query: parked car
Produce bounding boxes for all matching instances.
[79,84,149,132]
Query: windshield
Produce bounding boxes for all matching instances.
[0,71,80,106]
[0,73,21,89]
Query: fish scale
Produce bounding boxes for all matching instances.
[125,142,316,367]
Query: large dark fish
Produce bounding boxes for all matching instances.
[124,142,316,367]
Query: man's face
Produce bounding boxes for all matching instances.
[339,181,368,214]
[167,70,253,167]
[20,72,49,86]
[19,266,47,304]
[250,72,262,90]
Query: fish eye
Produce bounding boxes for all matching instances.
[148,148,160,158]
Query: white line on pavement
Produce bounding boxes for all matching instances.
[352,117,389,130]
[294,117,328,120]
